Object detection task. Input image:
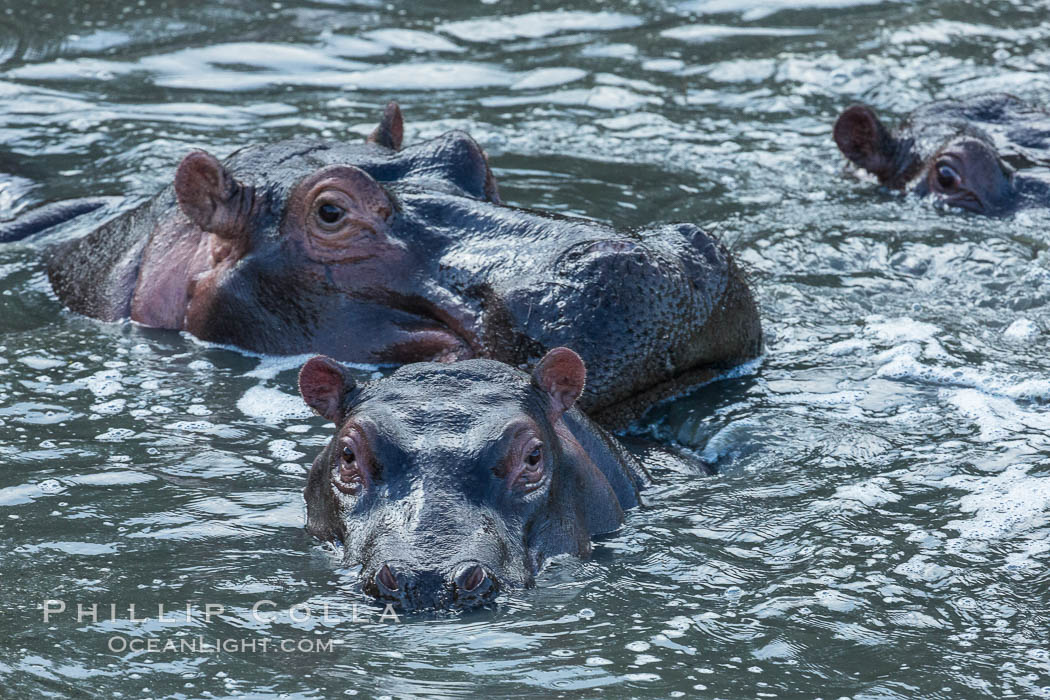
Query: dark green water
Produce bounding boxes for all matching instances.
[1,0,1049,697]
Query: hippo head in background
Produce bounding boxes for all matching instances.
[47,102,762,426]
[833,93,1050,215]
[297,347,649,611]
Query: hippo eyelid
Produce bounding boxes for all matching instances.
[486,422,539,479]
[502,430,548,494]
[332,425,381,488]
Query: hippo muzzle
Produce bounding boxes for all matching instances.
[350,496,525,610]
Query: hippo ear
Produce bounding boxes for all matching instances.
[174,150,250,238]
[368,101,404,151]
[298,356,357,424]
[833,105,899,183]
[532,347,586,419]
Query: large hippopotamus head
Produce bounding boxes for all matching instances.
[46,103,761,424]
[297,347,648,611]
[833,93,1050,215]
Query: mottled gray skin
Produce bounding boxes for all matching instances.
[297,348,649,611]
[43,104,762,427]
[834,93,1050,214]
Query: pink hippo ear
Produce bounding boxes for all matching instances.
[298,356,357,424]
[833,105,899,183]
[532,347,587,420]
[368,101,404,151]
[174,150,251,239]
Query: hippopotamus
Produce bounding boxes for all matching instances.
[32,103,761,426]
[833,93,1050,214]
[297,347,649,610]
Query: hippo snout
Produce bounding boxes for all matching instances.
[362,560,501,611]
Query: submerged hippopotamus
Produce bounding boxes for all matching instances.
[298,347,649,610]
[39,103,760,425]
[833,93,1050,214]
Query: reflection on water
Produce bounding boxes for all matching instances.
[1,0,1049,697]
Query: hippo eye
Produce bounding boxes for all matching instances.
[317,202,346,226]
[334,443,364,495]
[515,442,545,492]
[935,162,961,190]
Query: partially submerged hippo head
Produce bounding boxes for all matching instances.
[298,347,648,611]
[46,102,762,425]
[833,93,1050,215]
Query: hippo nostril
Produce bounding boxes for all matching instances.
[376,564,399,592]
[453,563,498,602]
[462,564,486,592]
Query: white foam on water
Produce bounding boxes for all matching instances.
[268,439,306,461]
[1003,318,1040,342]
[18,356,65,370]
[769,390,866,407]
[0,484,42,506]
[942,389,1050,442]
[237,385,315,422]
[37,479,63,494]
[164,421,245,440]
[678,0,888,21]
[661,25,818,43]
[943,465,1050,541]
[843,317,1050,409]
[863,315,942,344]
[71,471,156,486]
[243,353,379,380]
[79,369,123,398]
[893,554,956,584]
[179,336,378,380]
[360,29,462,54]
[824,338,869,356]
[483,85,663,111]
[15,541,118,556]
[512,68,588,91]
[877,356,1050,402]
[1005,538,1050,570]
[94,428,136,442]
[872,341,921,365]
[830,478,902,508]
[439,11,642,43]
[90,399,125,416]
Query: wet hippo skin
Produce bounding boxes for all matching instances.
[44,103,763,426]
[298,347,651,611]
